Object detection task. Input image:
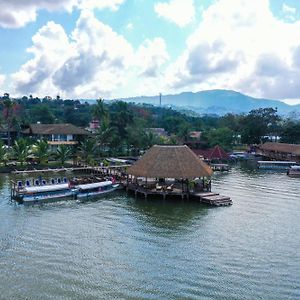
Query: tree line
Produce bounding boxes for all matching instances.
[0,94,299,165]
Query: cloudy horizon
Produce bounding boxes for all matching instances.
[1,0,300,105]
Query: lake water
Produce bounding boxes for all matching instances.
[0,163,299,300]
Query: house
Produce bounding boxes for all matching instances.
[185,131,203,149]
[193,145,229,161]
[86,119,100,134]
[23,123,89,149]
[146,128,169,139]
[0,125,19,145]
[258,142,300,162]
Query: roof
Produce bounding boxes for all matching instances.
[77,181,112,190]
[127,145,213,179]
[193,145,229,160]
[208,145,230,160]
[24,184,69,193]
[189,131,202,139]
[24,124,88,135]
[48,141,78,145]
[260,142,300,155]
[146,128,169,138]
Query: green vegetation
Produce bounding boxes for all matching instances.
[0,94,299,168]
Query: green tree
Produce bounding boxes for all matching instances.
[13,138,30,166]
[110,101,133,139]
[280,120,300,143]
[55,145,72,166]
[177,123,191,143]
[92,98,108,124]
[30,105,55,124]
[0,141,8,166]
[78,138,96,164]
[95,119,116,156]
[2,98,14,146]
[33,139,49,164]
[206,127,234,151]
[240,108,280,144]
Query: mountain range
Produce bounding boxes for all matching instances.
[117,89,300,116]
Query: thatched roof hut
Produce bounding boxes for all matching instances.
[260,142,300,155]
[127,145,213,179]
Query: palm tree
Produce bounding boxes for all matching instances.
[13,138,30,167]
[78,138,96,165]
[92,98,107,125]
[55,145,72,166]
[0,141,8,166]
[3,98,13,147]
[33,139,49,165]
[95,119,115,156]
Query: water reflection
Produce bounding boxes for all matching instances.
[126,195,209,231]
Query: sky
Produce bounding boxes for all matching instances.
[1,0,300,104]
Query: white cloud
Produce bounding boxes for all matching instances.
[12,21,72,95]
[126,22,134,30]
[282,3,296,21]
[53,10,133,97]
[282,3,296,15]
[164,0,300,100]
[0,74,5,89]
[136,38,169,77]
[78,0,125,11]
[154,0,195,27]
[0,0,124,28]
[11,10,133,98]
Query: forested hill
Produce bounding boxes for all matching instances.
[117,89,300,116]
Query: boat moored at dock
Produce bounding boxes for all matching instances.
[11,177,119,204]
[11,183,76,204]
[75,181,119,199]
[287,165,300,177]
[257,160,297,170]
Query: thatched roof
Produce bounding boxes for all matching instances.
[260,142,300,155]
[127,145,213,179]
[23,124,89,135]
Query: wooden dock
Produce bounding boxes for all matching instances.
[11,166,92,174]
[11,165,131,175]
[125,183,232,207]
[192,192,232,206]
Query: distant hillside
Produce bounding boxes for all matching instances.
[117,89,300,116]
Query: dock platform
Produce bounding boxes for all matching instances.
[192,192,232,206]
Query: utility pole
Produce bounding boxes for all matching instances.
[159,93,162,106]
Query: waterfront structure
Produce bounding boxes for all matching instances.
[257,161,297,170]
[126,145,231,205]
[23,123,89,150]
[258,142,300,162]
[184,131,202,149]
[193,145,229,161]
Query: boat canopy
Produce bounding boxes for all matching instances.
[258,161,297,164]
[23,184,69,193]
[290,165,300,170]
[77,181,112,190]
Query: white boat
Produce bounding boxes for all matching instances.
[230,151,248,160]
[257,161,297,170]
[75,181,119,199]
[287,165,300,177]
[13,183,76,204]
[11,178,119,204]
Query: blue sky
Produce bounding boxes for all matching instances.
[1,0,300,104]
